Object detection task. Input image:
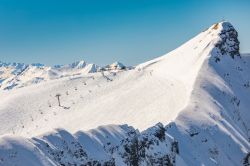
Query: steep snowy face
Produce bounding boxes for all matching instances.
[83,63,100,73]
[0,62,28,76]
[70,60,87,69]
[168,22,250,166]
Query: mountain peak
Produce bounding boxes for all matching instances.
[110,61,126,69]
[210,21,234,31]
[213,21,240,58]
[103,61,126,71]
[70,60,87,69]
[220,21,234,30]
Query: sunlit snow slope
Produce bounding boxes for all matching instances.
[0,22,249,166]
[0,24,212,136]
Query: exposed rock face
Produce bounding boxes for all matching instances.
[215,22,240,58]
[118,123,177,166]
[0,123,179,166]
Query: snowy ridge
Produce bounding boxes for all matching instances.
[169,22,250,165]
[0,123,182,166]
[0,22,249,165]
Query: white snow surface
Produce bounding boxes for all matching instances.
[0,22,249,166]
[0,60,103,90]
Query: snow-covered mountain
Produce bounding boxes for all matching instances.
[0,22,249,166]
[0,61,129,90]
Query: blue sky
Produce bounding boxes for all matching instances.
[0,0,249,66]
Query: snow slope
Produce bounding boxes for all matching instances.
[0,22,213,137]
[0,22,249,165]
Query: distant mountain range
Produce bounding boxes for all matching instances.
[0,60,129,90]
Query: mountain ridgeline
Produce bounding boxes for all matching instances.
[0,22,249,166]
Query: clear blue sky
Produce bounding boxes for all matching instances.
[0,0,249,66]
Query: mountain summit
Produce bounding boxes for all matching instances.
[214,22,240,58]
[0,22,249,166]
